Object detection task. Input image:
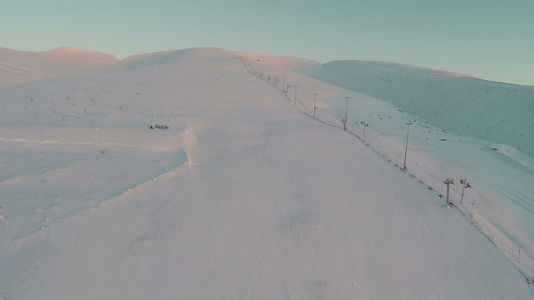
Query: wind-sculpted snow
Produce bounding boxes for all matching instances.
[1,48,533,299]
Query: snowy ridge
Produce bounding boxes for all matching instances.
[1,48,533,298]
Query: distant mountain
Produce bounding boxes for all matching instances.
[298,60,534,159]
[0,47,322,88]
[120,47,318,71]
[0,48,122,87]
[38,47,119,65]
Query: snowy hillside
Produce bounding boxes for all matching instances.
[0,47,205,88]
[297,60,534,160]
[1,47,533,299]
[0,48,122,87]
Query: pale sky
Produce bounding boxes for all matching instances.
[2,0,533,85]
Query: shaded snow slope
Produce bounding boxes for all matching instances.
[120,49,192,70]
[298,60,534,160]
[1,48,533,299]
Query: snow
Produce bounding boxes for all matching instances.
[297,60,534,159]
[1,47,533,299]
[297,59,534,277]
[0,48,120,87]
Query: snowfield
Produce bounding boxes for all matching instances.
[1,47,533,299]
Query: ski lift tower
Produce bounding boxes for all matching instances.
[444,178,455,207]
[343,97,349,131]
[403,122,413,171]
[313,93,318,119]
[361,121,368,138]
[459,179,471,204]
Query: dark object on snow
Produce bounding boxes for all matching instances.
[150,124,169,130]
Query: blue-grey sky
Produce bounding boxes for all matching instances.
[2,0,533,85]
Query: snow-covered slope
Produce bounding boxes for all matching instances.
[297,60,534,160]
[1,48,533,299]
[0,48,121,87]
